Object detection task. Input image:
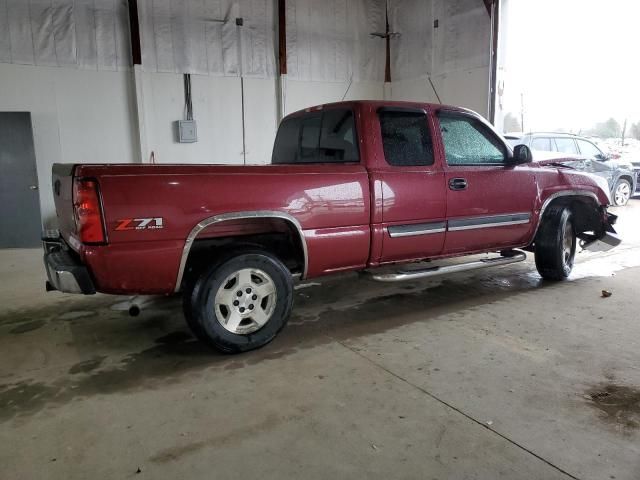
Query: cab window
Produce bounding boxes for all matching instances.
[378,109,434,166]
[438,113,506,165]
[271,109,359,164]
[272,117,301,164]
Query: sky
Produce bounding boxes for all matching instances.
[501,0,640,132]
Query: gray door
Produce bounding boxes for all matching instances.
[0,112,42,248]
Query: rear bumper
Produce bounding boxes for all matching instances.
[43,232,96,294]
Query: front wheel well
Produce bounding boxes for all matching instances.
[617,175,634,186]
[536,196,604,241]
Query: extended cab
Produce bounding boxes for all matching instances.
[44,101,620,353]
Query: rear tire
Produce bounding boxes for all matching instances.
[534,205,576,280]
[184,250,293,353]
[612,178,631,206]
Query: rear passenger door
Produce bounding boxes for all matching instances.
[436,111,537,254]
[372,107,447,263]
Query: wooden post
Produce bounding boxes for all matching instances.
[385,11,391,83]
[278,0,287,75]
[127,0,142,65]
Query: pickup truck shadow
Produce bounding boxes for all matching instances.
[1,264,557,423]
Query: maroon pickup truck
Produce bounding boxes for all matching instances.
[44,101,620,353]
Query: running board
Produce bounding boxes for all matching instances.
[368,251,527,283]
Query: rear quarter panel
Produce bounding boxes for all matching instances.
[74,164,370,294]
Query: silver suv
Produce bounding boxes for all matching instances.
[505,133,637,206]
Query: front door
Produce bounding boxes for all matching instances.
[436,111,537,254]
[0,112,42,247]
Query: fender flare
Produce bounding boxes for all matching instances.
[529,190,600,243]
[174,210,309,292]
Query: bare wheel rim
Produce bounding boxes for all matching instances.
[614,182,630,205]
[562,219,574,267]
[214,268,277,335]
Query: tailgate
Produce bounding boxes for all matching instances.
[51,163,77,241]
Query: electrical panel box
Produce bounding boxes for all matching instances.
[177,120,197,143]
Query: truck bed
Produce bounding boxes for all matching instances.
[52,163,371,294]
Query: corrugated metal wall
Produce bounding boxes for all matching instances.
[0,0,389,80]
[0,0,131,70]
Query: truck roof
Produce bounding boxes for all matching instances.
[285,100,472,119]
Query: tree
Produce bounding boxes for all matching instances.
[590,118,622,138]
[503,112,521,133]
[630,122,640,141]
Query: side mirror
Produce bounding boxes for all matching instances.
[511,144,533,164]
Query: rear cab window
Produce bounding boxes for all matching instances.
[272,108,359,164]
[377,108,434,167]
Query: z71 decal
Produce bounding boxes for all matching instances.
[115,218,164,231]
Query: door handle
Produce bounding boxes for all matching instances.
[448,178,467,191]
[29,185,38,190]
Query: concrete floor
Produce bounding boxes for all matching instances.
[1,200,640,480]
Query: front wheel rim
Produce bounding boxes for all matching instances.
[562,219,574,267]
[615,182,630,205]
[214,268,277,334]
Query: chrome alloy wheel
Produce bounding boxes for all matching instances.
[562,219,574,267]
[214,268,277,334]
[614,181,631,206]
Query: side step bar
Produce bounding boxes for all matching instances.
[368,250,527,283]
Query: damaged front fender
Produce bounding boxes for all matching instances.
[579,212,622,252]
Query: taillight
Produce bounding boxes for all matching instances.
[73,178,106,244]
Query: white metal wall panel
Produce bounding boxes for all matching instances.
[0,0,387,79]
[387,0,491,115]
[388,0,431,81]
[0,0,131,70]
[139,0,275,77]
[52,0,78,68]
[0,0,10,64]
[95,0,119,70]
[239,0,274,77]
[431,0,489,76]
[285,0,385,82]
[389,0,489,81]
[31,0,58,67]
[5,0,36,65]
